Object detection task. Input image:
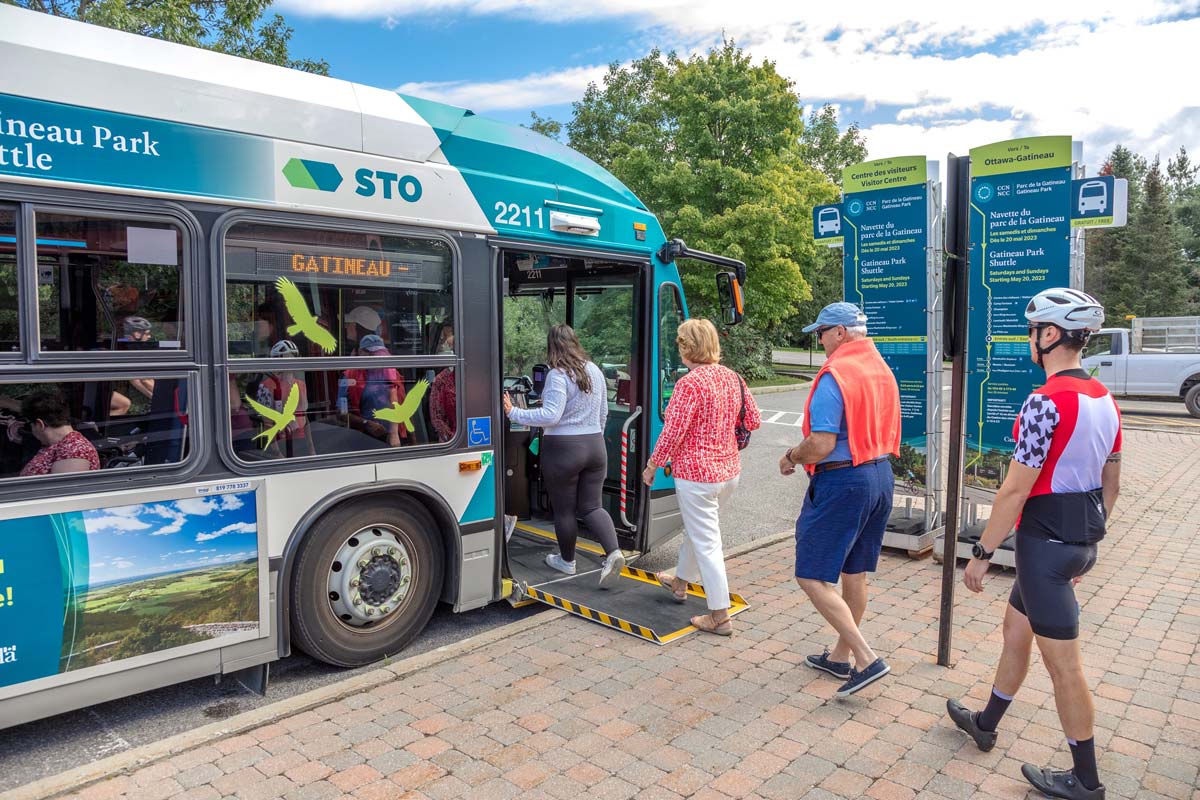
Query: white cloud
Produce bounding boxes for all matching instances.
[85,514,152,533]
[196,521,257,542]
[111,559,135,569]
[218,494,245,511]
[397,65,607,112]
[278,1,1198,170]
[175,497,220,516]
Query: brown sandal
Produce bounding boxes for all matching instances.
[690,613,732,636]
[655,571,688,602]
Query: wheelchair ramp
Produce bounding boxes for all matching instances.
[507,522,750,645]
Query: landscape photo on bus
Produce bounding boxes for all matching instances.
[0,5,747,728]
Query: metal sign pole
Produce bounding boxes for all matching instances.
[938,153,971,667]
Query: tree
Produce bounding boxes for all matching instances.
[1085,145,1146,303]
[1168,147,1200,312]
[7,0,328,74]
[1105,157,1189,319]
[563,42,844,376]
[798,104,868,185]
[524,111,563,140]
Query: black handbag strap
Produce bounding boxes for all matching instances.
[738,375,747,423]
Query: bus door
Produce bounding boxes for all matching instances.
[498,249,747,644]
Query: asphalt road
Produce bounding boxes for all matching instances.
[2,378,1192,790]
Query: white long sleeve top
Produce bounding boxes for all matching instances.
[507,363,608,436]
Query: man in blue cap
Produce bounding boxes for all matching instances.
[779,302,901,697]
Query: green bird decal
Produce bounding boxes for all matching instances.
[245,382,301,448]
[276,276,337,353]
[372,378,429,433]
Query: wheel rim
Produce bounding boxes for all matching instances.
[327,524,416,631]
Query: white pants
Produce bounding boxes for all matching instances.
[675,475,739,611]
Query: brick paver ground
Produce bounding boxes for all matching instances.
[62,429,1200,800]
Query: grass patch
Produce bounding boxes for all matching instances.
[773,346,814,353]
[748,375,807,389]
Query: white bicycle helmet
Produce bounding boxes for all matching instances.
[270,339,300,358]
[1024,288,1105,331]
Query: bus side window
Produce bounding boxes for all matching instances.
[34,213,185,354]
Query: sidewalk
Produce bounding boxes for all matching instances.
[53,428,1200,800]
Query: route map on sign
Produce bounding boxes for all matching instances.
[964,136,1073,491]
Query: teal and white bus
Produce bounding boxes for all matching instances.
[0,7,746,727]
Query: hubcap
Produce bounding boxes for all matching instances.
[328,525,414,628]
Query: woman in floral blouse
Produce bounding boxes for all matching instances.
[642,318,761,635]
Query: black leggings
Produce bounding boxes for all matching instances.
[540,433,619,560]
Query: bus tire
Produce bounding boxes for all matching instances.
[289,497,444,667]
[1185,383,1200,419]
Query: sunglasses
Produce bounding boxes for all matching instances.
[814,326,837,337]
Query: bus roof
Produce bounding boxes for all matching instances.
[0,6,664,253]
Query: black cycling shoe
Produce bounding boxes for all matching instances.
[1021,765,1105,800]
[946,699,998,752]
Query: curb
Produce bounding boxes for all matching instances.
[9,531,797,800]
[7,610,562,800]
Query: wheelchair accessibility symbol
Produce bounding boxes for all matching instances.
[467,416,492,447]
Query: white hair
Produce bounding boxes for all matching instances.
[845,324,868,338]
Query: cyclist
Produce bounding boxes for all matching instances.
[947,288,1121,800]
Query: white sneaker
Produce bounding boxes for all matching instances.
[544,553,576,575]
[503,515,517,542]
[599,550,625,587]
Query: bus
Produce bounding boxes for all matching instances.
[0,7,746,728]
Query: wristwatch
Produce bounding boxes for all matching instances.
[971,542,994,561]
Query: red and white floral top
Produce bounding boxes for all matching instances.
[20,430,100,476]
[651,363,761,483]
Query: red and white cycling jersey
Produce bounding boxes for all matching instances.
[1012,369,1122,494]
[1011,369,1122,542]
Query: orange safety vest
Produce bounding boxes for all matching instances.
[801,338,901,476]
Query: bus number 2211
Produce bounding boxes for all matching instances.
[494,202,544,228]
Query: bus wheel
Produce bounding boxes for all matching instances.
[290,497,444,667]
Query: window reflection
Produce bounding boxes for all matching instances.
[0,206,16,352]
[35,213,184,352]
[230,367,452,461]
[0,378,190,479]
[224,223,453,358]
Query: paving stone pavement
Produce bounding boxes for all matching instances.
[59,429,1200,800]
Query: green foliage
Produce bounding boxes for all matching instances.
[1087,146,1197,318]
[563,42,856,372]
[798,104,869,185]
[524,111,563,140]
[8,0,328,74]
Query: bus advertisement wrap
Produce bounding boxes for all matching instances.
[0,490,261,690]
[964,136,1073,491]
[840,156,932,493]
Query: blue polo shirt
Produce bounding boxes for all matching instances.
[808,373,851,464]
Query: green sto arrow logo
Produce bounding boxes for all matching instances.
[282,158,343,192]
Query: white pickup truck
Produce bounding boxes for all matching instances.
[1082,316,1200,418]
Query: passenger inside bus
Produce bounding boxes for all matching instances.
[0,380,190,478]
[14,388,100,476]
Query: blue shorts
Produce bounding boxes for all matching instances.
[795,459,894,584]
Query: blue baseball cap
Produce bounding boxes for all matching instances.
[801,302,868,333]
[358,334,389,353]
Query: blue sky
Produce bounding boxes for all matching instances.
[81,492,258,584]
[276,1,1199,174]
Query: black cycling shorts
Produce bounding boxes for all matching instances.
[1009,532,1097,640]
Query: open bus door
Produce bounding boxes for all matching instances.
[497,247,748,644]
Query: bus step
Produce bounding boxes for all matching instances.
[507,524,749,645]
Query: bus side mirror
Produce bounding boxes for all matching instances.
[716,271,744,326]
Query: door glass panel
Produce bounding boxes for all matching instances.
[502,289,565,380]
[658,284,686,418]
[573,279,635,410]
